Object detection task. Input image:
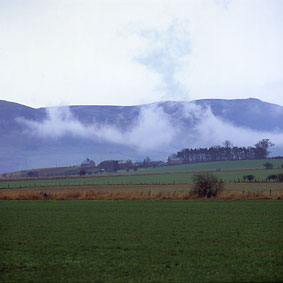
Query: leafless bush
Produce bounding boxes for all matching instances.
[192,173,224,198]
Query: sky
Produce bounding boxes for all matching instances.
[0,0,283,108]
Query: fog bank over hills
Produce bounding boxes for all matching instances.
[1,98,283,173]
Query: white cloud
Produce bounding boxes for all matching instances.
[186,0,283,103]
[182,105,283,148]
[131,19,190,101]
[0,0,283,107]
[19,105,177,151]
[19,103,283,157]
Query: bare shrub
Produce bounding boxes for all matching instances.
[263,162,274,169]
[192,173,224,198]
[243,175,255,182]
[278,173,283,182]
[267,175,278,182]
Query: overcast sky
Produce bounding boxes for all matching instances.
[0,0,283,108]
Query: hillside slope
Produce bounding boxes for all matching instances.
[1,98,283,173]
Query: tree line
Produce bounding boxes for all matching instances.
[169,139,274,164]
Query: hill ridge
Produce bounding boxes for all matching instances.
[1,97,283,173]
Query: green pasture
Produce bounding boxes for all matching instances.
[123,159,283,174]
[0,168,283,189]
[1,200,283,282]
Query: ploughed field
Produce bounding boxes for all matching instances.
[1,200,282,282]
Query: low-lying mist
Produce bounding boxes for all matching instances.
[18,102,283,158]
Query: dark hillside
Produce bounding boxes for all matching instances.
[1,98,283,173]
[195,98,283,131]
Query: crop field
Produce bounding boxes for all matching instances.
[1,200,282,282]
[1,168,283,189]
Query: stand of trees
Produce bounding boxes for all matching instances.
[170,139,274,164]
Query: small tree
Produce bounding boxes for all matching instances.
[254,139,274,159]
[278,173,283,183]
[247,175,255,182]
[192,173,224,198]
[143,157,151,168]
[243,175,255,182]
[263,162,274,170]
[267,174,278,182]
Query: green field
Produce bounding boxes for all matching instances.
[1,159,282,190]
[123,159,283,174]
[1,168,283,189]
[1,200,282,282]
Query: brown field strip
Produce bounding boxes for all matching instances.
[1,190,282,200]
[1,183,283,193]
[0,184,192,193]
[1,183,283,200]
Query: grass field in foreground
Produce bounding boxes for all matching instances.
[1,200,283,282]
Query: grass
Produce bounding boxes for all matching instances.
[121,159,283,174]
[4,159,283,179]
[1,182,283,200]
[1,190,282,200]
[1,200,283,282]
[1,168,283,189]
[1,182,283,193]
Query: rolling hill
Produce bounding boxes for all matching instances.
[1,98,283,173]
